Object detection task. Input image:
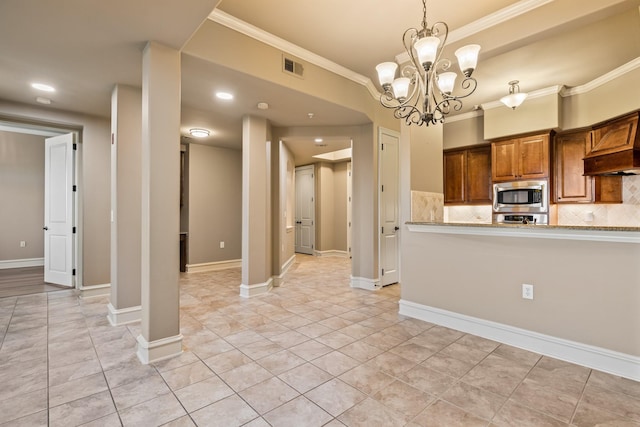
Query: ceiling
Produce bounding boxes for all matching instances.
[1,0,639,164]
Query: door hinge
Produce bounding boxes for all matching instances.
[72,185,77,192]
[381,144,384,151]
[73,143,77,150]
[382,268,385,276]
[381,185,384,192]
[381,227,384,234]
[72,226,76,234]
[72,269,76,276]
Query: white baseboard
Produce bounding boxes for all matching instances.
[78,284,111,298]
[315,250,349,258]
[274,255,296,287]
[399,299,640,382]
[350,276,380,291]
[136,333,183,365]
[107,303,141,326]
[186,259,241,273]
[239,277,273,298]
[0,258,45,269]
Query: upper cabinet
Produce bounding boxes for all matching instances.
[444,145,491,205]
[554,130,622,203]
[491,133,550,182]
[583,112,640,175]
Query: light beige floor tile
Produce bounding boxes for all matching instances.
[49,372,108,407]
[111,372,171,411]
[49,390,116,427]
[237,337,283,360]
[572,401,640,427]
[263,395,332,427]
[118,393,186,427]
[441,381,506,421]
[367,351,417,377]
[398,364,457,396]
[462,354,531,397]
[190,394,259,427]
[305,378,366,417]
[79,412,123,427]
[188,337,234,359]
[409,399,488,427]
[160,415,196,427]
[492,399,568,427]
[49,358,103,387]
[278,362,333,393]
[581,384,640,422]
[588,370,640,399]
[174,375,234,413]
[218,361,273,392]
[0,410,48,427]
[256,350,306,375]
[0,388,48,425]
[152,350,200,372]
[509,377,580,422]
[160,360,215,391]
[239,376,300,414]
[338,397,405,427]
[421,352,476,378]
[203,349,253,374]
[268,330,309,348]
[372,379,434,421]
[338,362,395,396]
[311,350,361,377]
[288,339,333,361]
[339,340,385,362]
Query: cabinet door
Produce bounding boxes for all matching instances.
[491,140,518,181]
[555,132,593,203]
[443,150,465,204]
[466,146,492,204]
[519,134,549,179]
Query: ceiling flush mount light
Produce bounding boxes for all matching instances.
[215,91,234,100]
[31,83,55,92]
[189,128,210,138]
[375,0,480,126]
[500,80,528,110]
[257,102,269,110]
[36,97,52,105]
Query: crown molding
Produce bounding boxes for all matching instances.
[482,85,563,110]
[446,109,484,123]
[208,10,377,99]
[396,0,553,65]
[561,57,640,97]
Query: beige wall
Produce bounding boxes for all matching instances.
[188,143,242,265]
[443,114,485,149]
[0,100,110,286]
[317,162,335,251]
[401,231,640,356]
[409,124,443,193]
[0,131,45,261]
[483,92,561,140]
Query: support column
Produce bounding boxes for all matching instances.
[109,85,142,326]
[240,115,273,297]
[137,42,182,364]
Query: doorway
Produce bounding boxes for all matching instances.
[379,127,400,286]
[0,121,80,290]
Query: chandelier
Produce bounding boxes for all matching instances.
[375,0,481,126]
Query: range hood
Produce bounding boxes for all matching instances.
[584,112,640,176]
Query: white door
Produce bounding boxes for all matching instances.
[379,128,400,286]
[44,133,75,286]
[295,165,315,255]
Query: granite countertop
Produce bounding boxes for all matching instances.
[406,221,640,232]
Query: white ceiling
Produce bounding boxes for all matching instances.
[1,0,639,164]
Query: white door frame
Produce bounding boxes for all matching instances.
[0,119,82,288]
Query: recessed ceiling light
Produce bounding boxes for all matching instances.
[31,83,55,92]
[189,128,210,138]
[257,102,269,110]
[314,138,323,143]
[36,97,52,105]
[215,92,234,100]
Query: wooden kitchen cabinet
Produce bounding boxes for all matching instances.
[554,130,622,203]
[444,145,491,205]
[491,133,550,181]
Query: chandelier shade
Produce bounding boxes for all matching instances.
[375,0,481,126]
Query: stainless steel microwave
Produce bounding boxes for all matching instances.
[493,180,548,214]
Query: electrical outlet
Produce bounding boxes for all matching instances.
[19,241,26,248]
[220,241,225,249]
[522,284,534,300]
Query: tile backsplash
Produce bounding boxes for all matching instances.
[411,191,443,222]
[441,175,640,227]
[557,175,640,226]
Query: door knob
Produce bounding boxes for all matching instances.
[43,226,48,231]
[394,226,400,231]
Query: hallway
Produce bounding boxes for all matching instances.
[1,255,639,426]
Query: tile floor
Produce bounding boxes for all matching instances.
[1,255,640,426]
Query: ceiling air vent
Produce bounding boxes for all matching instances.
[283,55,304,78]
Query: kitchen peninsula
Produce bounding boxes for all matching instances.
[400,220,640,381]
